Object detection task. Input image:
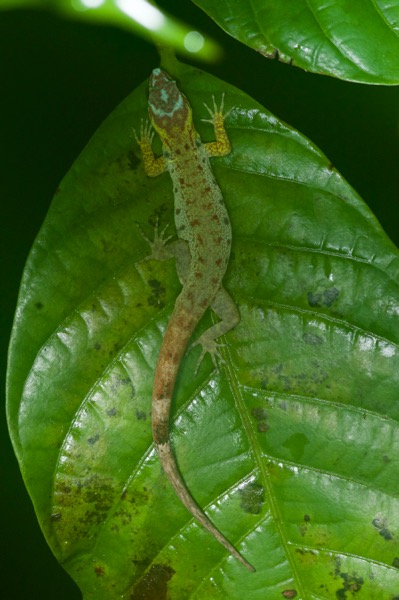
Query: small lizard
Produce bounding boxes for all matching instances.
[136,68,254,572]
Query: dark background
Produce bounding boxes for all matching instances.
[1,2,399,598]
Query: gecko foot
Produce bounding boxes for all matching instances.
[137,218,173,262]
[190,336,226,375]
[133,118,153,144]
[202,94,234,124]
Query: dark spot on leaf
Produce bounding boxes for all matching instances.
[239,481,264,515]
[304,514,310,522]
[94,565,105,577]
[308,287,340,308]
[251,407,268,421]
[52,474,116,544]
[35,301,44,310]
[303,332,324,346]
[88,434,100,446]
[130,563,175,599]
[136,410,147,420]
[282,590,297,599]
[251,407,269,433]
[147,279,166,308]
[257,422,269,432]
[299,523,307,536]
[336,572,364,598]
[392,557,399,569]
[307,291,322,307]
[372,516,393,540]
[50,513,62,522]
[107,408,118,417]
[323,287,340,307]
[127,149,140,170]
[282,433,309,461]
[94,342,101,351]
[380,528,393,540]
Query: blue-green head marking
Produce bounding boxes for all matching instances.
[148,68,192,143]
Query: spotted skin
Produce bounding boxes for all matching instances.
[136,69,253,572]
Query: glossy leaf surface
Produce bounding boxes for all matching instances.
[7,63,399,598]
[196,0,399,83]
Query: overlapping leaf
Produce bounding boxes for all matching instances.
[196,0,399,83]
[7,63,399,598]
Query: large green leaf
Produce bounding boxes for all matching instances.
[7,63,399,598]
[196,0,399,84]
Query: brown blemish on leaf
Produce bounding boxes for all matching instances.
[52,474,116,543]
[282,590,297,599]
[251,407,268,421]
[129,563,175,600]
[251,407,269,433]
[94,565,105,577]
[257,422,269,432]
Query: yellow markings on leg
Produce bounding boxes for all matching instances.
[134,119,166,177]
[202,94,233,158]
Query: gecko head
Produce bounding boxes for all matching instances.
[148,68,192,145]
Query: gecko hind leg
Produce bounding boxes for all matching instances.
[191,286,240,374]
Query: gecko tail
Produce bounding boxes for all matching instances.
[155,441,255,572]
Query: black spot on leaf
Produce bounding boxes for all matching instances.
[88,434,100,446]
[239,481,264,515]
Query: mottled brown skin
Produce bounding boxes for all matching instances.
[136,69,253,572]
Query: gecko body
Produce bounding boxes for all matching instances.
[136,68,253,572]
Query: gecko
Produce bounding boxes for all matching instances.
[135,68,254,572]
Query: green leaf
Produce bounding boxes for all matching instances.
[7,63,399,598]
[196,0,399,84]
